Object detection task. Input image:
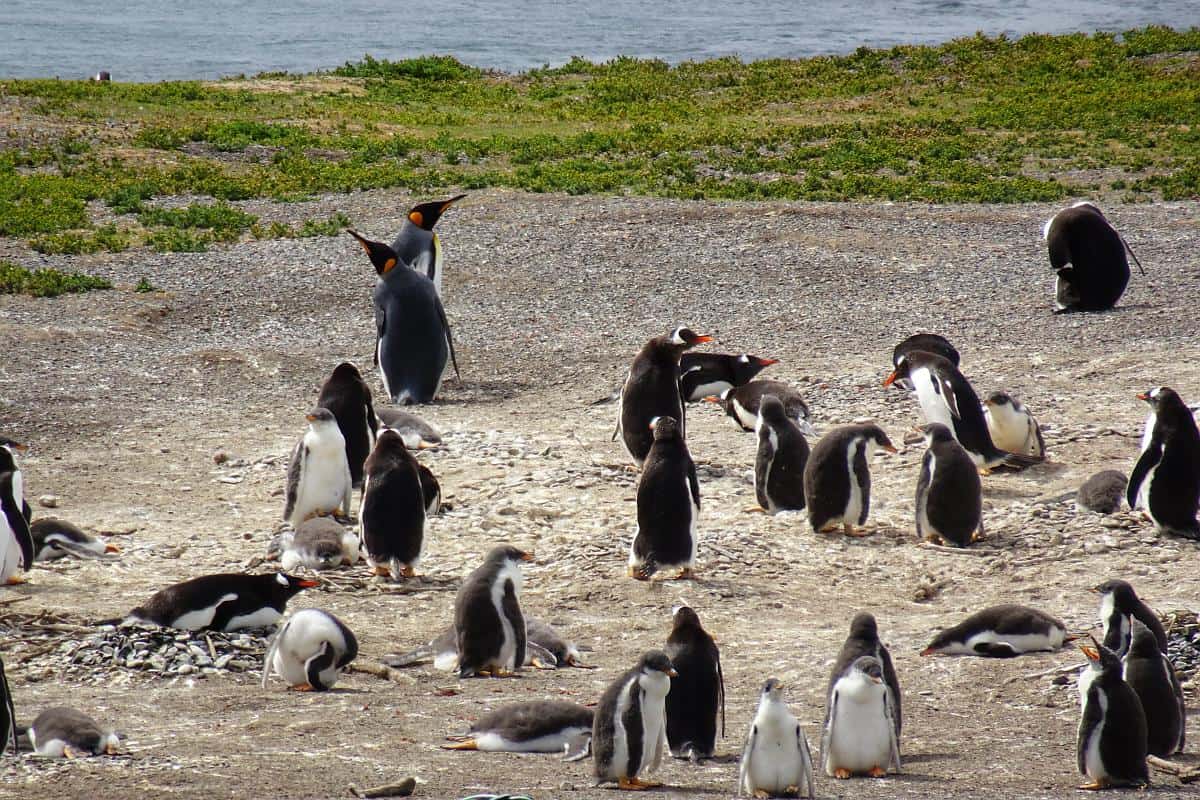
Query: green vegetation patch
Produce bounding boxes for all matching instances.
[0,260,113,297]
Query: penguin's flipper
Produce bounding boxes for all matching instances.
[261,618,289,688]
[972,642,1020,658]
[283,441,304,522]
[819,691,836,775]
[1126,438,1162,509]
[0,474,33,571]
[373,304,385,367]
[1077,684,1103,775]
[716,650,725,739]
[434,298,461,381]
[304,641,336,691]
[1118,232,1147,275]
[687,459,701,512]
[883,689,901,772]
[563,732,592,762]
[380,644,436,668]
[525,641,558,669]
[0,656,16,755]
[589,388,621,407]
[798,725,815,799]
[939,377,961,419]
[612,371,630,441]
[737,723,757,796]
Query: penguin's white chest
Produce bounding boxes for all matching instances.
[296,433,348,519]
[985,405,1037,455]
[490,562,524,670]
[636,671,670,774]
[732,398,757,430]
[748,705,804,792]
[827,675,891,774]
[912,368,956,432]
[1,515,22,581]
[270,610,347,688]
[917,451,937,534]
[843,440,864,524]
[1078,670,1109,780]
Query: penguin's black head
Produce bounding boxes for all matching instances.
[1126,618,1160,658]
[347,229,401,275]
[882,356,911,388]
[1080,637,1122,672]
[668,327,713,349]
[761,677,785,697]
[328,361,365,385]
[758,394,789,425]
[638,650,677,678]
[852,655,883,682]
[649,416,681,441]
[984,391,1012,408]
[921,422,955,445]
[306,407,336,425]
[0,437,26,453]
[310,539,344,569]
[274,572,320,596]
[734,354,779,382]
[848,612,879,641]
[1092,578,1136,604]
[893,333,958,369]
[485,544,534,566]
[1138,386,1193,423]
[670,605,702,631]
[407,194,466,231]
[862,425,899,454]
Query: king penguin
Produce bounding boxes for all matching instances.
[262,608,358,692]
[390,194,466,296]
[664,606,724,760]
[1043,201,1144,312]
[914,423,984,547]
[283,408,352,527]
[827,613,901,736]
[1122,618,1185,756]
[1127,387,1200,539]
[629,417,700,580]
[26,707,120,757]
[803,423,896,537]
[822,655,901,779]
[592,650,677,790]
[317,362,378,489]
[347,230,460,405]
[738,678,815,799]
[617,327,712,466]
[754,394,810,513]
[1076,639,1149,789]
[454,545,534,678]
[359,429,427,581]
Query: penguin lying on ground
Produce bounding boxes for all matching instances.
[443,700,594,757]
[317,362,377,489]
[1122,618,1185,757]
[1044,201,1143,313]
[24,708,119,757]
[376,407,443,449]
[381,617,583,670]
[270,517,359,571]
[983,391,1045,459]
[822,655,900,779]
[454,545,534,678]
[1127,387,1200,539]
[630,417,700,580]
[738,678,815,799]
[915,423,984,547]
[706,381,815,435]
[30,518,120,561]
[284,408,352,527]
[680,353,778,402]
[1077,639,1149,789]
[390,195,466,297]
[664,606,724,761]
[1076,471,1127,514]
[262,608,358,692]
[128,572,318,631]
[0,467,33,585]
[828,613,901,736]
[593,650,677,790]
[360,429,427,581]
[803,424,896,537]
[921,604,1072,657]
[754,394,810,513]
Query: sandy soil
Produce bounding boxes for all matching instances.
[1,189,1198,799]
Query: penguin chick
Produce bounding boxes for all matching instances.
[1121,618,1185,756]
[630,416,700,581]
[827,613,901,736]
[390,194,466,296]
[280,517,359,571]
[738,679,815,799]
[27,708,119,757]
[706,381,815,435]
[442,700,594,756]
[592,650,677,790]
[128,572,318,631]
[1044,202,1142,313]
[921,604,1070,658]
[1076,470,1127,515]
[262,608,358,692]
[754,394,809,513]
[680,352,778,403]
[317,362,378,489]
[803,424,896,537]
[30,518,120,562]
[983,391,1045,458]
[914,423,983,547]
[1127,387,1200,539]
[822,655,900,779]
[1077,640,1149,789]
[283,408,352,528]
[617,327,712,466]
[376,407,443,449]
[454,545,534,678]
[360,429,427,581]
[664,606,724,761]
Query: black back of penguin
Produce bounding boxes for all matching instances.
[1122,618,1184,757]
[755,394,808,512]
[679,352,776,402]
[454,545,530,676]
[664,607,723,758]
[592,650,676,781]
[826,613,901,735]
[130,572,316,630]
[317,362,378,488]
[360,430,426,567]
[915,423,982,547]
[619,328,710,464]
[0,470,33,575]
[1045,203,1130,312]
[1078,641,1149,785]
[803,424,893,532]
[633,417,700,574]
[1127,387,1200,538]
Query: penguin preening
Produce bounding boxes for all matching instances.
[821,655,901,779]
[982,391,1045,459]
[827,613,901,736]
[1044,201,1144,313]
[454,545,534,678]
[317,362,378,489]
[592,650,677,790]
[128,572,318,631]
[26,707,119,758]
[680,353,778,403]
[0,467,34,585]
[803,423,896,537]
[283,408,352,528]
[616,327,712,466]
[1077,640,1149,790]
[443,700,594,757]
[921,604,1071,658]
[262,608,358,692]
[1127,387,1200,539]
[348,229,460,405]
[276,517,359,571]
[1076,470,1128,515]
[754,394,810,513]
[738,679,815,799]
[390,194,466,296]
[629,416,700,580]
[382,616,583,671]
[1092,579,1167,656]
[1122,618,1185,757]
[30,518,120,562]
[664,606,724,761]
[706,381,816,435]
[359,429,427,581]
[914,423,984,547]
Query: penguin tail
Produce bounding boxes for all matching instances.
[380,645,435,668]
[993,450,1044,471]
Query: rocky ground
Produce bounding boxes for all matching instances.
[0,189,1198,799]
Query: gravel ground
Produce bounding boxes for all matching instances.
[1,189,1198,799]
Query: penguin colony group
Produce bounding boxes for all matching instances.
[0,196,1196,796]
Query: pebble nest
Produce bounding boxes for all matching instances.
[1165,610,1200,678]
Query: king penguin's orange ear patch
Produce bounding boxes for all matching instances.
[383,257,397,273]
[409,211,423,227]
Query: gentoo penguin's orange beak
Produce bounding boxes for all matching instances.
[520,552,535,562]
[702,396,721,404]
[104,543,121,554]
[882,443,899,454]
[919,646,936,656]
[9,441,28,452]
[756,358,779,366]
[1136,392,1151,401]
[1080,645,1100,661]
[297,578,320,588]
[693,335,714,344]
[305,413,318,422]
[882,371,898,387]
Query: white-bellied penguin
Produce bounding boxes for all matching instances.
[803,423,896,537]
[1093,579,1168,656]
[0,654,15,755]
[317,362,378,489]
[921,604,1071,658]
[30,518,120,561]
[1043,201,1143,313]
[1127,387,1200,539]
[983,391,1045,459]
[706,380,815,435]
[0,466,33,585]
[754,393,810,513]
[0,437,32,523]
[376,407,443,449]
[359,429,427,581]
[283,408,352,527]
[347,229,460,405]
[390,194,466,296]
[454,544,534,678]
[262,608,358,692]
[616,327,712,466]
[738,678,815,798]
[915,423,984,547]
[127,572,318,631]
[630,417,700,580]
[1121,618,1185,756]
[664,606,724,760]
[592,650,677,790]
[1077,639,1149,789]
[26,707,119,757]
[827,613,901,736]
[821,655,901,779]
[679,352,778,403]
[443,700,594,757]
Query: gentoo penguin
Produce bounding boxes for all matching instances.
[592,650,677,790]
[892,333,959,372]
[443,700,594,757]
[738,679,815,799]
[389,194,466,296]
[1138,397,1199,457]
[283,408,352,527]
[359,429,426,580]
[616,327,712,466]
[1122,618,1185,756]
[278,517,359,571]
[754,394,810,513]
[802,423,896,537]
[0,437,32,522]
[382,617,579,671]
[679,353,778,403]
[128,572,318,631]
[347,229,460,405]
[0,469,34,585]
[822,655,900,779]
[982,391,1045,458]
[629,417,700,580]
[827,613,901,736]
[1092,579,1167,656]
[1043,201,1143,312]
[376,407,443,449]
[884,351,1039,471]
[454,545,534,678]
[1,655,15,754]
[1127,387,1200,539]
[921,604,1071,657]
[26,708,119,757]
[914,423,983,547]
[1076,470,1127,514]
[706,381,816,435]
[30,518,120,562]
[317,362,378,488]
[262,608,358,692]
[1077,640,1149,789]
[664,606,724,760]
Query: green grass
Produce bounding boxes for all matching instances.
[1,27,1198,245]
[29,224,132,254]
[0,260,112,297]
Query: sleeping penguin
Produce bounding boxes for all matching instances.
[25,707,120,758]
[592,650,677,790]
[1043,201,1143,313]
[442,700,593,757]
[30,518,120,562]
[262,608,358,692]
[921,604,1071,658]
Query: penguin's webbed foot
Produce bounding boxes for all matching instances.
[1077,779,1108,791]
[617,776,651,791]
[868,766,887,778]
[62,746,80,759]
[843,523,871,538]
[753,790,772,799]
[923,531,944,545]
[399,565,416,579]
[288,683,317,692]
[530,658,556,670]
[784,786,801,797]
[970,528,986,543]
[672,567,696,580]
[5,575,27,585]
[744,505,767,514]
[978,467,993,476]
[629,565,653,581]
[104,742,120,755]
[372,565,391,578]
[441,738,479,750]
[834,768,851,779]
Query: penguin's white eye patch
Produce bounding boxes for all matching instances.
[670,328,686,345]
[276,573,288,586]
[739,355,749,363]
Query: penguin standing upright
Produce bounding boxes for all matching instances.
[629,417,700,580]
[262,608,358,692]
[390,195,466,296]
[738,678,815,799]
[359,430,427,580]
[827,613,901,736]
[347,230,460,405]
[754,394,810,513]
[128,572,318,631]
[30,518,120,561]
[983,391,1045,458]
[914,423,984,547]
[26,708,120,758]
[617,328,712,466]
[454,545,534,678]
[283,408,352,527]
[822,655,901,779]
[0,467,33,585]
[1122,618,1185,756]
[0,438,31,523]
[679,353,778,402]
[1,654,15,754]
[803,424,896,537]
[317,362,378,488]
[1127,387,1200,539]
[1043,202,1143,312]
[1077,640,1149,789]
[663,606,723,761]
[1093,579,1168,656]
[592,650,677,790]
[707,381,815,435]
